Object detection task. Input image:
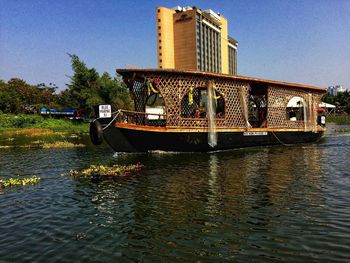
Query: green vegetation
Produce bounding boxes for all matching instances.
[0,176,41,188]
[0,54,133,117]
[326,115,350,124]
[64,54,133,115]
[42,141,85,148]
[334,128,350,132]
[0,133,86,149]
[0,78,57,114]
[0,115,89,149]
[322,91,350,114]
[69,164,144,178]
[0,53,131,147]
[0,114,88,132]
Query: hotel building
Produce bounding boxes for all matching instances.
[156,6,238,75]
[327,85,346,96]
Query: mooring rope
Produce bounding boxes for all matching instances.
[271,131,292,146]
[95,110,121,131]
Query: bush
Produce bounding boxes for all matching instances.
[0,114,42,128]
[326,115,350,124]
[0,114,88,132]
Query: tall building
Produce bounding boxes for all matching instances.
[156,6,238,75]
[328,85,346,96]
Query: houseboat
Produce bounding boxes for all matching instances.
[89,69,326,152]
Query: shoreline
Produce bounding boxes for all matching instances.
[0,117,90,148]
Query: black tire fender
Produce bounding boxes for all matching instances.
[90,120,103,145]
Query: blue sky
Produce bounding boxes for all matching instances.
[1,0,349,91]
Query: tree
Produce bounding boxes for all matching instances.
[0,78,36,113]
[0,78,61,114]
[0,54,133,115]
[36,83,59,110]
[322,90,350,114]
[66,54,103,115]
[66,54,132,116]
[337,90,350,113]
[0,80,15,113]
[99,73,133,110]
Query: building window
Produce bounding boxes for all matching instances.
[158,33,161,36]
[160,59,162,62]
[159,46,161,49]
[158,26,161,30]
[159,39,161,43]
[158,9,160,13]
[158,19,160,22]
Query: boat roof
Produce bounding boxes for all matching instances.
[117,68,326,93]
[319,102,336,108]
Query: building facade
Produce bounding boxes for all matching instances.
[156,6,238,75]
[328,85,346,96]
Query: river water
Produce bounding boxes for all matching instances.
[0,125,350,262]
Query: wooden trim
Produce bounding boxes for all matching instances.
[117,68,326,92]
[120,109,167,117]
[116,122,326,133]
[180,117,225,121]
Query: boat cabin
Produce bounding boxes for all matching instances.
[116,69,326,132]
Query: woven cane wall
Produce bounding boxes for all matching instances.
[129,72,321,129]
[213,78,250,128]
[142,73,249,128]
[267,86,322,129]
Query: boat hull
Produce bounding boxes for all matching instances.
[103,125,324,152]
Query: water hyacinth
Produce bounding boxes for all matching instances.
[69,164,143,178]
[0,175,41,188]
[335,128,350,133]
[42,141,85,148]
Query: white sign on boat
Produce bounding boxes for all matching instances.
[243,132,268,136]
[99,105,112,118]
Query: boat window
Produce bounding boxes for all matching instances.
[180,87,225,118]
[248,83,268,128]
[145,94,166,121]
[146,93,164,107]
[248,94,267,127]
[286,96,305,121]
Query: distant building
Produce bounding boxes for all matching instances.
[156,6,238,75]
[328,85,346,96]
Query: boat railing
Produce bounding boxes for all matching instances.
[118,109,167,127]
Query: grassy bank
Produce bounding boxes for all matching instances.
[0,114,89,133]
[326,115,350,124]
[0,114,90,148]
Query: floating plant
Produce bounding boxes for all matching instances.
[0,175,41,188]
[42,141,85,148]
[69,164,144,178]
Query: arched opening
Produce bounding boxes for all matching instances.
[286,96,305,121]
[180,87,225,118]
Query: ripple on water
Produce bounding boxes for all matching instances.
[1,127,350,261]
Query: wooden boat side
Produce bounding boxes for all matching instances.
[116,122,326,133]
[103,123,324,152]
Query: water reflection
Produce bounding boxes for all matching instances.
[1,126,350,261]
[65,144,333,260]
[206,154,220,216]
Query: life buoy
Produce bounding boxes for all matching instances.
[89,120,103,145]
